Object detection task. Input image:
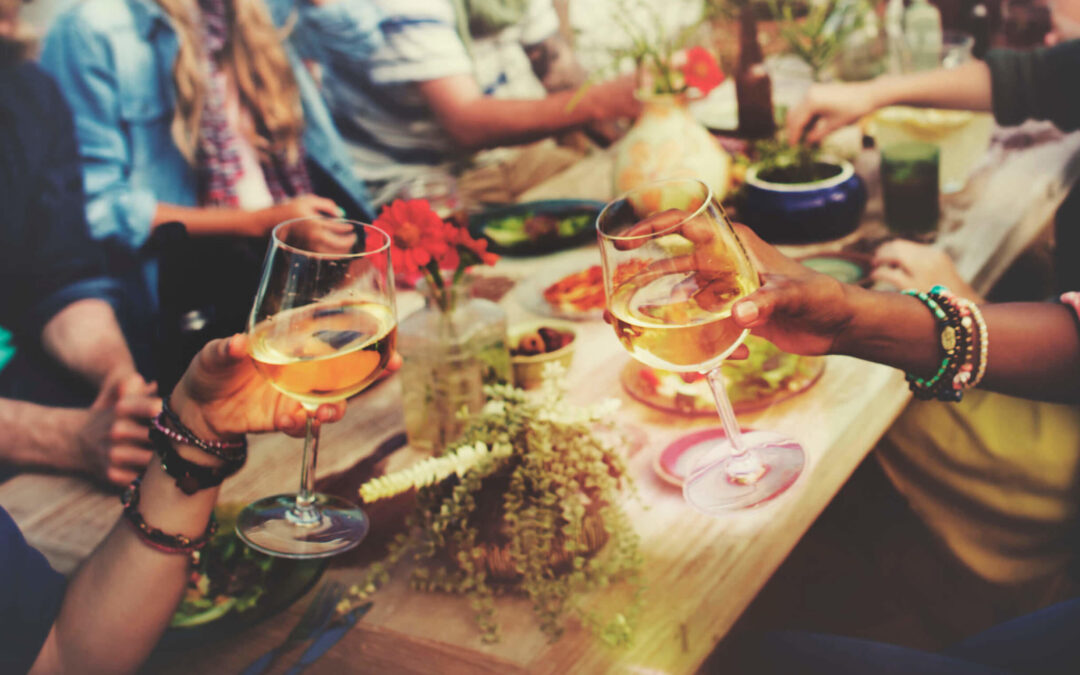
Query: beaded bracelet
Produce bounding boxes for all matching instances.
[149,424,246,495]
[959,298,989,388]
[928,287,976,400]
[902,290,963,400]
[160,397,247,461]
[121,477,216,561]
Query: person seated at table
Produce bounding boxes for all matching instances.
[718,224,1080,674]
[785,21,1080,589]
[37,0,382,371]
[0,0,158,488]
[787,0,1080,291]
[308,0,641,205]
[1,333,356,674]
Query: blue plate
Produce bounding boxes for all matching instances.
[468,199,606,256]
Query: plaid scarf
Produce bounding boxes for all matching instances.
[194,0,312,207]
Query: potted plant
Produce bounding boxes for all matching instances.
[341,375,643,645]
[738,134,866,243]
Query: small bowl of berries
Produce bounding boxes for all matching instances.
[508,321,577,390]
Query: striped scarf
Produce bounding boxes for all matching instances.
[195,0,311,207]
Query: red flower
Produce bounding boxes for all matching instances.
[681,46,724,96]
[370,199,498,285]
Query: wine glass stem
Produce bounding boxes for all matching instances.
[706,366,765,484]
[290,413,322,525]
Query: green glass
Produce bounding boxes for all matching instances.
[881,142,941,238]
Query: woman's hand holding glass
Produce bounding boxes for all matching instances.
[598,179,805,513]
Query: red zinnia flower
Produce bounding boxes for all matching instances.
[681,46,724,96]
[370,199,498,285]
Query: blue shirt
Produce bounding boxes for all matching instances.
[0,61,121,355]
[38,0,382,311]
[0,506,65,673]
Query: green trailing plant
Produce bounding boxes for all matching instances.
[342,370,644,645]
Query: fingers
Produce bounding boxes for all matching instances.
[869,266,915,292]
[613,209,691,250]
[304,195,343,218]
[786,101,815,147]
[110,418,151,445]
[197,334,248,373]
[109,445,153,468]
[731,282,800,330]
[115,393,162,421]
[105,466,142,488]
[386,351,403,372]
[872,239,926,270]
[729,343,750,360]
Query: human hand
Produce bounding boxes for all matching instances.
[169,336,402,442]
[786,81,881,146]
[871,240,984,302]
[169,335,343,441]
[73,372,161,487]
[729,225,856,356]
[246,195,344,238]
[585,73,642,122]
[289,218,360,254]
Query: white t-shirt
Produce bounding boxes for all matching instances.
[320,0,558,194]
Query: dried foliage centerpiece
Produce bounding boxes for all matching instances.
[344,373,643,644]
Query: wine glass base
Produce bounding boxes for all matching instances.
[682,430,805,513]
[236,493,370,559]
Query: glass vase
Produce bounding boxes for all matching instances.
[399,283,511,454]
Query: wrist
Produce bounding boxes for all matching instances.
[831,283,872,356]
[167,387,226,443]
[238,208,265,237]
[866,77,898,111]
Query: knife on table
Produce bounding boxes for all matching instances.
[281,603,373,675]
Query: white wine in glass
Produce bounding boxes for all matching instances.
[598,178,804,512]
[237,218,396,558]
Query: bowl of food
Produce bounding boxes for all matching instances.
[469,200,605,256]
[509,321,577,389]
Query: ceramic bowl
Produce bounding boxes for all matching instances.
[508,321,577,390]
[740,159,867,243]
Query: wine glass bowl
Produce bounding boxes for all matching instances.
[238,218,396,558]
[598,178,804,513]
[598,179,759,372]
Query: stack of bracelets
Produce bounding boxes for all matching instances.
[903,285,989,402]
[121,397,248,561]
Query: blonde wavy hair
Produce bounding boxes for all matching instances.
[158,0,305,164]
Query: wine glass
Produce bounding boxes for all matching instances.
[597,178,804,512]
[237,217,397,558]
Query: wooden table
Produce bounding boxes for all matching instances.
[4,123,1079,675]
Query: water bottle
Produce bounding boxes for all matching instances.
[905,0,944,71]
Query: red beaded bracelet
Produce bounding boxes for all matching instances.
[121,477,217,561]
[159,397,246,460]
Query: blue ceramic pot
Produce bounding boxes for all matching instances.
[740,160,866,244]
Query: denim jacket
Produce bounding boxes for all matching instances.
[39,0,382,257]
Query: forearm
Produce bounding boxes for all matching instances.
[432,92,598,150]
[0,400,84,471]
[31,420,221,674]
[868,60,993,112]
[835,288,1080,402]
[153,203,258,238]
[41,299,135,388]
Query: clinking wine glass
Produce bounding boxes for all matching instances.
[597,178,804,512]
[237,218,397,558]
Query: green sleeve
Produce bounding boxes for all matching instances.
[985,41,1080,131]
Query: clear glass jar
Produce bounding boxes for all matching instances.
[398,283,511,454]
